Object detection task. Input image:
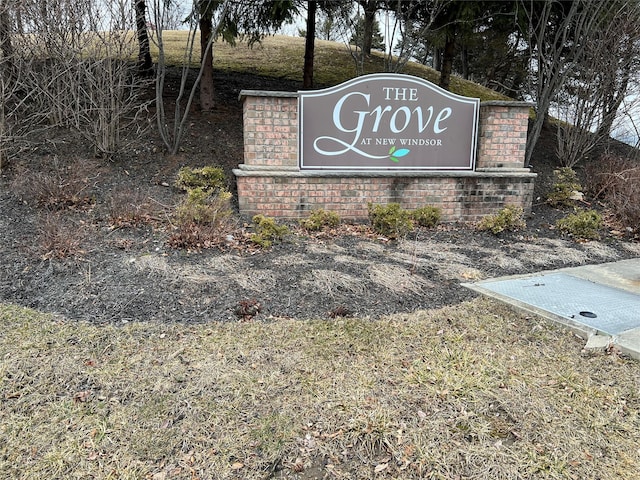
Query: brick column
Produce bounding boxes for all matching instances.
[476,101,532,170]
[239,91,298,168]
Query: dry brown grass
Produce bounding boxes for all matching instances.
[302,269,366,297]
[152,32,508,101]
[368,263,433,294]
[1,299,638,479]
[106,187,162,228]
[37,212,89,259]
[11,158,97,211]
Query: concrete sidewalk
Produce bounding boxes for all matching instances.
[463,258,640,360]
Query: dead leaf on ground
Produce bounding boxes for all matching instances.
[374,462,389,473]
[73,390,91,403]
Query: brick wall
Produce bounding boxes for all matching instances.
[235,91,536,222]
[236,173,534,222]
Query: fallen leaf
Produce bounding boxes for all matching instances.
[292,458,304,473]
[73,390,91,403]
[374,463,388,473]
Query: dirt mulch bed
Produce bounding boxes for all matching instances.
[1,71,639,325]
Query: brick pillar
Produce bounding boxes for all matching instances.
[240,91,298,168]
[476,101,532,170]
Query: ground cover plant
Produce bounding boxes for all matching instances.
[250,214,291,248]
[168,166,235,250]
[368,202,414,239]
[410,205,441,228]
[546,167,583,208]
[2,300,639,479]
[299,209,341,232]
[556,209,604,241]
[477,205,526,235]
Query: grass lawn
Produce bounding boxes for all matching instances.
[1,299,638,479]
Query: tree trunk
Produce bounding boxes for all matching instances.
[507,69,524,99]
[0,2,13,60]
[14,2,23,34]
[199,1,215,111]
[433,48,441,71]
[303,0,316,89]
[361,0,376,56]
[524,1,611,167]
[461,44,469,80]
[134,0,152,76]
[597,79,628,140]
[597,51,633,139]
[439,32,456,91]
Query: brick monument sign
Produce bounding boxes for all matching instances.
[234,73,535,221]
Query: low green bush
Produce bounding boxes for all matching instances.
[175,187,232,226]
[251,214,290,248]
[299,209,341,231]
[367,202,414,239]
[556,209,602,240]
[170,167,232,250]
[175,166,226,194]
[411,206,441,228]
[547,167,582,207]
[477,205,526,234]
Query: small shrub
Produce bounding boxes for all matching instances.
[38,213,87,259]
[167,222,221,250]
[107,188,157,227]
[611,179,640,235]
[170,167,233,249]
[547,167,582,207]
[478,205,526,234]
[411,205,441,228]
[170,191,233,249]
[175,166,226,194]
[584,154,628,199]
[299,209,340,231]
[367,202,414,239]
[250,214,290,248]
[585,154,640,234]
[556,209,602,240]
[175,188,232,226]
[12,161,94,211]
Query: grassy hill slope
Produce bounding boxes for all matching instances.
[154,33,509,101]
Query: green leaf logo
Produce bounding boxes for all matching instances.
[389,146,409,163]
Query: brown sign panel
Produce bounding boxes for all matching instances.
[299,73,480,170]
